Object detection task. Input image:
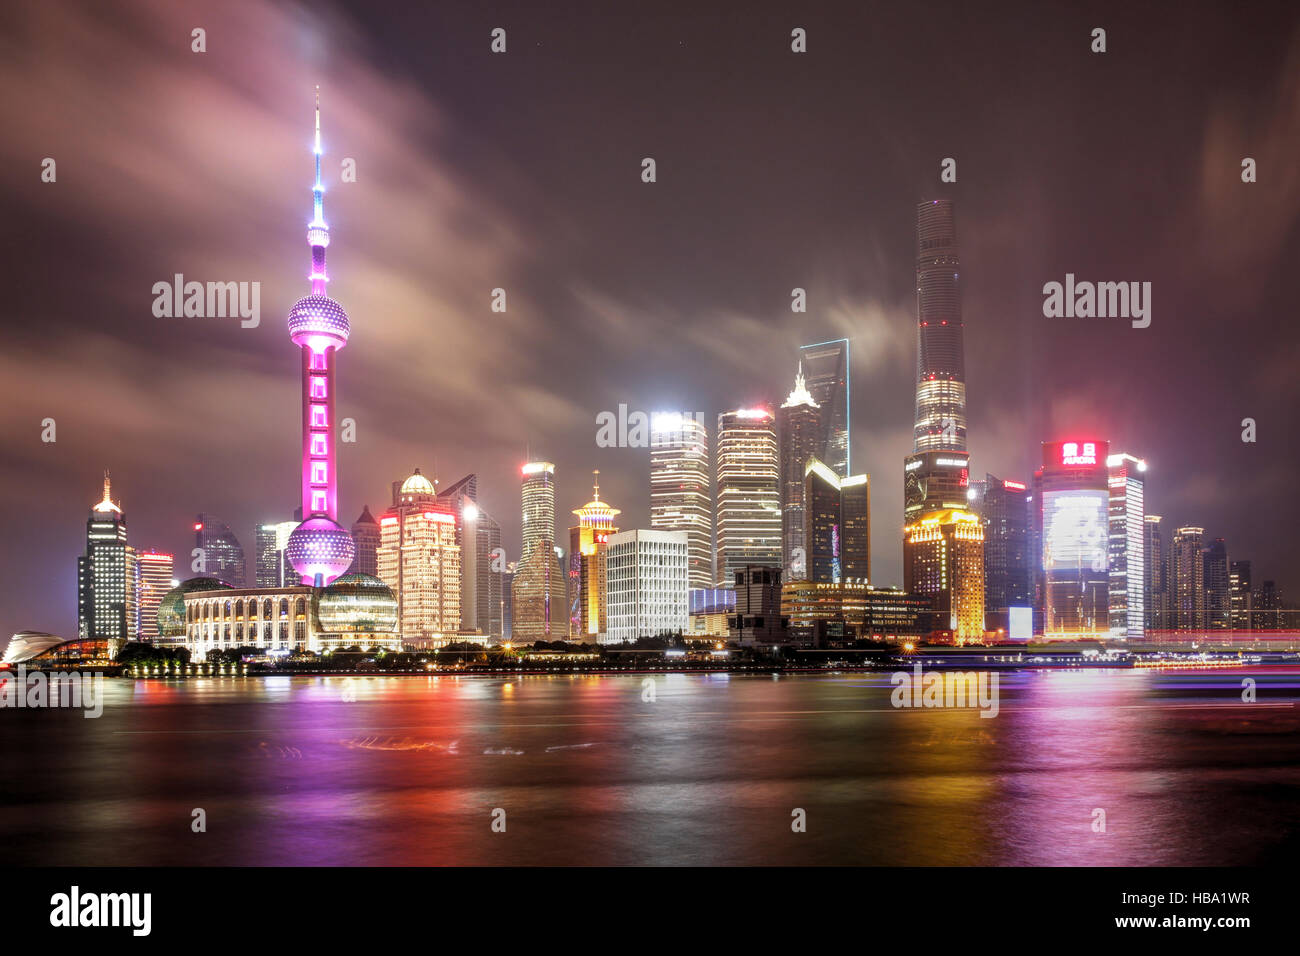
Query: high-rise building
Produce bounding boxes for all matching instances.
[350,505,380,577]
[715,408,780,585]
[255,520,299,588]
[649,412,712,589]
[1144,515,1168,632]
[1229,559,1253,631]
[1107,452,1146,641]
[1203,537,1230,630]
[502,562,516,642]
[1170,527,1206,631]
[77,473,130,654]
[135,550,174,641]
[973,475,1032,630]
[1255,579,1282,630]
[194,514,245,587]
[605,529,689,644]
[284,90,356,587]
[729,565,789,643]
[802,458,870,584]
[777,365,821,579]
[1035,440,1110,640]
[513,462,565,641]
[904,450,973,524]
[798,338,850,477]
[903,509,985,642]
[475,511,504,640]
[434,473,500,641]
[569,472,620,642]
[913,199,967,455]
[377,469,461,645]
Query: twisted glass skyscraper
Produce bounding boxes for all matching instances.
[914,199,967,453]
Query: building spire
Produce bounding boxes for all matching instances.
[307,85,330,295]
[94,471,121,513]
[591,469,601,501]
[781,360,819,409]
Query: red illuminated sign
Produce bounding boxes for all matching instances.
[1062,442,1097,465]
[1003,479,1027,491]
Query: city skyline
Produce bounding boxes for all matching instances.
[3,0,1300,642]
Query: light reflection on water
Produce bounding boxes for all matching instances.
[2,669,1298,865]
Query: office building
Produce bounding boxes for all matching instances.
[973,474,1032,630]
[513,462,565,641]
[569,472,620,642]
[1107,452,1146,641]
[604,529,689,644]
[802,458,870,584]
[798,338,850,477]
[715,408,780,584]
[1034,440,1110,639]
[1229,559,1253,631]
[1144,515,1168,632]
[903,509,985,642]
[1170,526,1206,631]
[777,365,821,578]
[195,514,246,587]
[76,473,130,654]
[650,412,713,589]
[135,550,174,641]
[377,469,461,646]
[350,505,380,577]
[728,564,789,644]
[1203,537,1230,630]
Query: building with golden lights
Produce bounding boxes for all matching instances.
[903,508,985,642]
[377,469,462,647]
[513,461,566,641]
[568,471,620,642]
[782,580,930,643]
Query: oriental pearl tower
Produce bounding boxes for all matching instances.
[285,88,356,586]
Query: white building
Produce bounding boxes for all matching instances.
[604,529,689,644]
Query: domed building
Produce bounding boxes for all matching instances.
[315,572,401,653]
[156,577,232,643]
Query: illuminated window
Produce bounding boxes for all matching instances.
[310,351,327,370]
[311,434,328,456]
[311,405,328,427]
[310,376,328,399]
[312,491,328,513]
[311,461,328,484]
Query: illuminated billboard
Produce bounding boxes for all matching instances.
[1042,489,1109,572]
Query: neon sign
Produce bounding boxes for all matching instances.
[1062,442,1097,465]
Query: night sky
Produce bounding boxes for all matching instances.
[2,0,1298,642]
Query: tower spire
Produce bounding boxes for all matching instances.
[592,469,600,501]
[308,85,329,295]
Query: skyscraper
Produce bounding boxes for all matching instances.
[802,458,870,584]
[1107,452,1146,641]
[1203,537,1230,630]
[476,512,504,640]
[435,473,495,639]
[194,514,245,587]
[1229,559,1253,631]
[903,509,985,643]
[135,550,174,641]
[77,473,129,653]
[1170,527,1206,631]
[1144,515,1168,632]
[1036,440,1110,640]
[604,529,689,644]
[569,472,620,642]
[513,461,565,641]
[777,365,821,579]
[350,506,380,577]
[284,89,356,587]
[798,338,850,477]
[715,408,780,586]
[905,200,971,525]
[649,412,712,589]
[377,469,461,645]
[977,475,1032,628]
[913,199,967,452]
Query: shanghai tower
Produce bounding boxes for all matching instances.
[913,199,966,453]
[285,89,356,586]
